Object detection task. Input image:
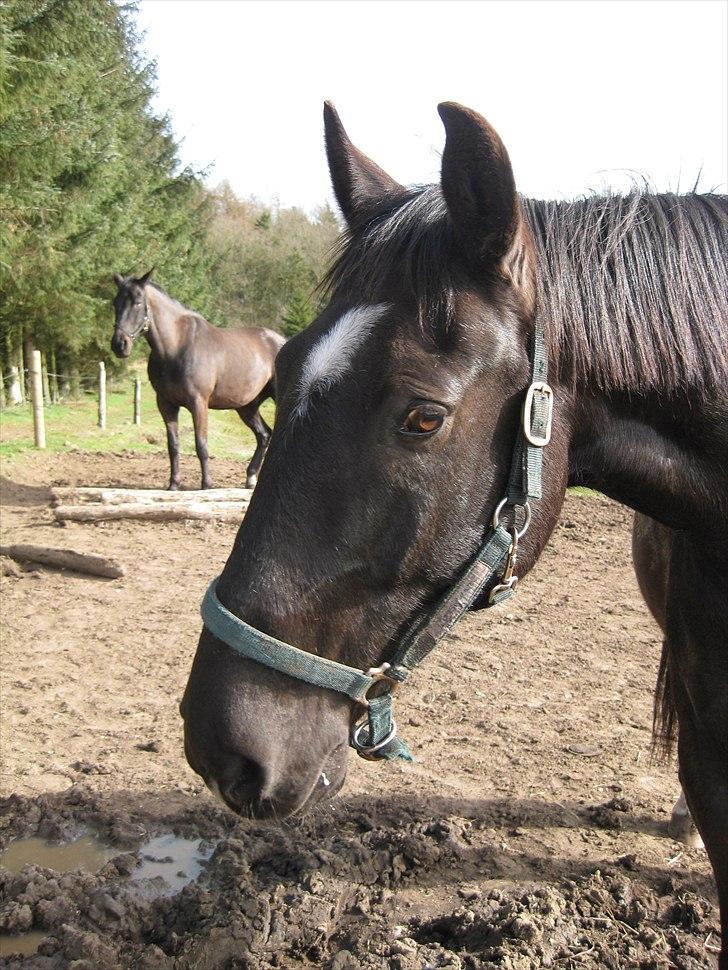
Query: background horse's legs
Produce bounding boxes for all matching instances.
[189,397,212,489]
[668,536,728,966]
[236,402,272,489]
[157,395,181,490]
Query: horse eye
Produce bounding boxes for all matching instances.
[399,403,447,436]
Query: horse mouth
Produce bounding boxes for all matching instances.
[206,744,349,822]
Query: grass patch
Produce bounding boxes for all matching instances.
[0,376,273,463]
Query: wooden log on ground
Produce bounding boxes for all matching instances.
[51,486,252,506]
[54,502,246,524]
[0,543,125,578]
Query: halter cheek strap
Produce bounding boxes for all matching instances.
[200,320,552,763]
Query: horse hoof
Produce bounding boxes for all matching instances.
[668,810,704,849]
[168,483,180,491]
[246,475,258,489]
[201,482,213,491]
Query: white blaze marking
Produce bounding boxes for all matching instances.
[295,303,389,417]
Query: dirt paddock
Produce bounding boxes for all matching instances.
[0,452,719,968]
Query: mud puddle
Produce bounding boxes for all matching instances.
[0,828,214,962]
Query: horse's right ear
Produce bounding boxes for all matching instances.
[438,102,521,271]
[138,268,154,286]
[323,101,404,227]
[113,273,124,287]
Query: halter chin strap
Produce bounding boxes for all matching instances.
[200,320,553,763]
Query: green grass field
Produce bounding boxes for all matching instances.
[0,376,274,462]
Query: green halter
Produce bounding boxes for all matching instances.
[201,320,553,762]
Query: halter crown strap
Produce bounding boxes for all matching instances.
[200,318,551,764]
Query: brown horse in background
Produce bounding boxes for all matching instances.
[111,272,285,489]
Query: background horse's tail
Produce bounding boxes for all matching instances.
[652,638,677,761]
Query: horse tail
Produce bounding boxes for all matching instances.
[652,637,677,761]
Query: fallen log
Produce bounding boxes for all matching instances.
[0,543,125,578]
[54,502,246,524]
[51,486,252,506]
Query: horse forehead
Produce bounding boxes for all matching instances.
[295,303,390,412]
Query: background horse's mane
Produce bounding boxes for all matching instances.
[323,187,728,399]
[147,280,188,312]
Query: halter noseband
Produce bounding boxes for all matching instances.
[201,320,553,762]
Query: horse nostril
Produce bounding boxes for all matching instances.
[227,755,265,809]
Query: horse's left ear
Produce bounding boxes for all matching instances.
[138,268,154,286]
[323,101,404,227]
[438,102,520,270]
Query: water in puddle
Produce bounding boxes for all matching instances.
[0,930,49,958]
[132,833,212,895]
[0,831,212,956]
[0,833,116,875]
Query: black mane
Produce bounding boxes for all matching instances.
[324,186,728,397]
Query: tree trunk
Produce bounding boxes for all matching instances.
[50,349,60,403]
[42,355,51,405]
[16,340,25,403]
[22,336,34,402]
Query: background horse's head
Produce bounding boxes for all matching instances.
[181,103,570,819]
[111,269,154,358]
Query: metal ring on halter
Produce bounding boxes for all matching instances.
[351,719,398,754]
[492,497,532,539]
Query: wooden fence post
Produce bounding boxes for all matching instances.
[134,378,141,425]
[30,350,46,448]
[8,366,22,405]
[98,361,106,429]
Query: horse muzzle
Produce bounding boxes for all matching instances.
[111,331,133,358]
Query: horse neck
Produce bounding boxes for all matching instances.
[144,288,186,359]
[565,374,728,540]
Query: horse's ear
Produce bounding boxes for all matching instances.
[323,101,404,227]
[113,273,124,287]
[138,267,154,286]
[438,102,520,269]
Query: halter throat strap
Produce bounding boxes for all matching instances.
[200,319,552,763]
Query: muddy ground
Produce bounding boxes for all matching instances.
[0,452,720,968]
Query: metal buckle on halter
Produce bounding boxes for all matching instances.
[489,527,520,605]
[523,381,554,447]
[351,718,399,756]
[492,497,532,539]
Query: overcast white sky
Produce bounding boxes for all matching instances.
[136,0,727,213]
